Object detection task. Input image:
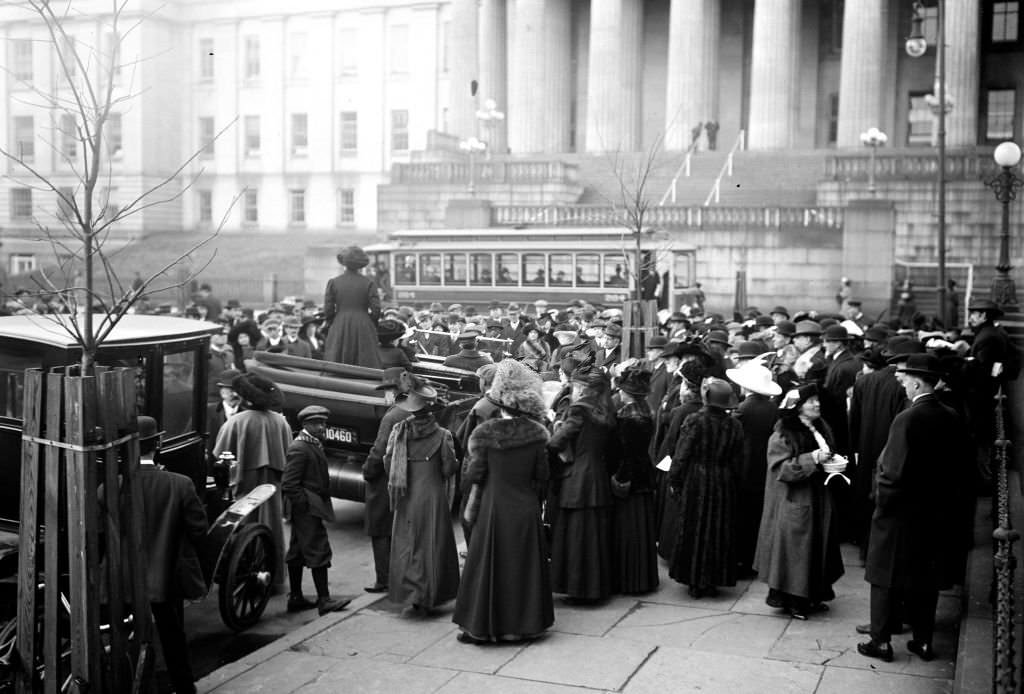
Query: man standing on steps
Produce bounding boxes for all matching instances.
[281,405,352,616]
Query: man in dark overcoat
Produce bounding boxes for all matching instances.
[135,416,208,694]
[820,324,859,456]
[362,367,413,592]
[443,327,495,372]
[282,405,351,615]
[858,354,965,663]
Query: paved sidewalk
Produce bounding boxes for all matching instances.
[197,546,958,694]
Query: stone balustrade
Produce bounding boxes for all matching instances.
[825,150,997,182]
[491,204,844,230]
[391,159,579,184]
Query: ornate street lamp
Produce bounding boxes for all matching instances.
[906,0,950,327]
[859,127,888,197]
[458,136,487,197]
[986,141,1023,310]
[475,98,505,160]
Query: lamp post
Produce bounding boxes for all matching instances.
[859,127,888,197]
[986,141,1023,310]
[475,98,505,160]
[906,0,951,327]
[458,136,487,197]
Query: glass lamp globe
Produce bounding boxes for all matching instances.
[993,141,1022,168]
[905,36,927,58]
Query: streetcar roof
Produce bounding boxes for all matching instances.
[0,314,222,349]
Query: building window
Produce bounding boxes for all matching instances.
[289,32,307,80]
[107,113,122,158]
[391,109,409,152]
[291,114,308,156]
[828,93,839,144]
[14,116,34,162]
[101,187,119,220]
[244,116,260,156]
[339,28,358,76]
[337,188,355,225]
[243,188,258,224]
[992,1,1021,42]
[199,37,214,80]
[907,92,933,146]
[390,25,409,73]
[987,89,1016,140]
[60,114,78,160]
[289,189,306,225]
[442,21,451,72]
[198,190,212,223]
[56,187,75,222]
[60,35,76,83]
[199,116,215,158]
[10,188,32,220]
[9,254,36,276]
[12,39,32,83]
[822,0,844,54]
[340,111,358,153]
[244,35,260,79]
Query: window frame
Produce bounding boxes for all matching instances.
[336,188,355,226]
[291,113,308,156]
[986,88,1017,142]
[9,253,37,275]
[12,39,33,83]
[10,187,32,221]
[340,111,358,153]
[244,115,261,157]
[391,109,409,152]
[289,188,306,226]
[988,0,1022,47]
[244,35,261,80]
[198,116,215,158]
[199,37,215,80]
[197,189,213,224]
[60,113,78,160]
[243,188,259,224]
[14,116,34,162]
[906,91,933,147]
[107,113,123,158]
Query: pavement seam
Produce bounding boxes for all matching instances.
[615,644,659,693]
[601,598,642,636]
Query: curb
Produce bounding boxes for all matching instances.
[196,591,383,693]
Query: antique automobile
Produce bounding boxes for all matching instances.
[244,350,480,503]
[0,314,280,658]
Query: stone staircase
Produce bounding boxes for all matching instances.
[713,150,828,206]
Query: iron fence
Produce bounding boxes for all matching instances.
[993,385,1019,693]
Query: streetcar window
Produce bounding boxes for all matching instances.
[419,253,442,285]
[522,253,546,285]
[549,253,572,286]
[604,254,629,287]
[673,253,694,288]
[396,253,417,284]
[162,350,195,439]
[496,253,518,285]
[443,253,467,286]
[469,253,492,286]
[369,253,393,299]
[0,349,36,419]
[575,254,600,286]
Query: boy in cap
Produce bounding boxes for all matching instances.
[283,406,352,615]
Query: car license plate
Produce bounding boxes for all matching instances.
[324,425,358,445]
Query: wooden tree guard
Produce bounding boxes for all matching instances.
[622,300,660,361]
[16,367,153,694]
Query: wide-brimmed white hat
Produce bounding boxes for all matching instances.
[726,363,781,397]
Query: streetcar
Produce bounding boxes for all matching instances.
[306,227,699,311]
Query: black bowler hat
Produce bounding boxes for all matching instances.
[968,298,1004,318]
[896,353,943,379]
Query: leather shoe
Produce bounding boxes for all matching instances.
[317,596,352,616]
[363,583,388,594]
[286,595,318,613]
[857,640,894,663]
[907,640,936,661]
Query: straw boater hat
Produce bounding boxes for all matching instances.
[726,363,782,397]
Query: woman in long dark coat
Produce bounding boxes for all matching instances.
[754,384,845,619]
[323,245,382,368]
[611,367,659,594]
[385,383,460,615]
[454,360,553,643]
[668,377,744,597]
[548,368,616,603]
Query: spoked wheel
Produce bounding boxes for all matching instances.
[218,524,276,632]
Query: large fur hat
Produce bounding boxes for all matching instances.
[337,245,370,270]
[490,359,547,419]
[232,372,285,411]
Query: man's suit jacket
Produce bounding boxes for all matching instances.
[282,436,335,521]
[821,348,860,453]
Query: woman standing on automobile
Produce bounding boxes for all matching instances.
[323,245,382,368]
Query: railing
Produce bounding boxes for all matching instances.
[658,142,697,206]
[993,385,1019,694]
[491,204,844,230]
[703,130,746,206]
[391,160,579,185]
[824,150,995,182]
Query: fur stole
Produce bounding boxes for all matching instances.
[468,417,550,460]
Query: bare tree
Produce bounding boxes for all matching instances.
[0,0,238,373]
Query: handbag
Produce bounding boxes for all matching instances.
[463,483,483,527]
[610,474,632,499]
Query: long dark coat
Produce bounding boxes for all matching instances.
[656,391,701,560]
[865,393,964,589]
[668,406,744,588]
[611,401,659,594]
[820,348,860,455]
[443,349,494,372]
[733,392,779,571]
[282,434,335,568]
[363,405,409,537]
[966,320,1018,442]
[848,366,906,545]
[548,399,616,600]
[323,269,382,368]
[754,416,844,602]
[454,417,553,640]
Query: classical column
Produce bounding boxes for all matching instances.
[507,0,572,152]
[747,0,800,150]
[945,0,979,146]
[664,0,721,151]
[585,0,642,152]
[448,0,479,139]
[836,0,886,147]
[479,0,508,154]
